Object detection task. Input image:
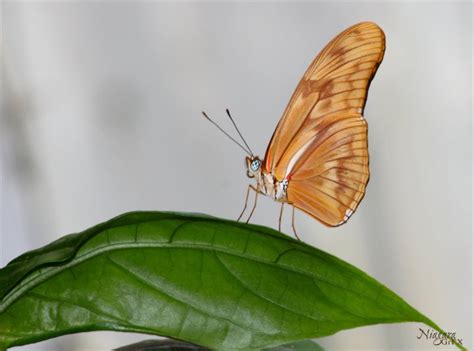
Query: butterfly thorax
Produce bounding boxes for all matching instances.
[246,156,289,202]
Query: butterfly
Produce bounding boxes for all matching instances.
[203,22,385,238]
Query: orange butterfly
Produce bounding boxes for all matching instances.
[203,22,385,238]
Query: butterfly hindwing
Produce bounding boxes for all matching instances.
[287,114,369,226]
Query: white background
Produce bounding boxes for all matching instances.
[1,2,472,350]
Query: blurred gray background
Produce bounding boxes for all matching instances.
[1,2,472,350]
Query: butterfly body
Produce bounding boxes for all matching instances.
[246,156,289,203]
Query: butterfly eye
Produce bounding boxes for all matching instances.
[251,160,261,172]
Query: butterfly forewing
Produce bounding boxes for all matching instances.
[264,22,385,226]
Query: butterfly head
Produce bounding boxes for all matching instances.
[246,156,262,178]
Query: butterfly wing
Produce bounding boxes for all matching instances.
[263,22,385,226]
[286,113,369,226]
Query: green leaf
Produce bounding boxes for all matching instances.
[114,339,324,351]
[114,338,207,350]
[267,340,324,351]
[113,338,323,351]
[0,212,464,350]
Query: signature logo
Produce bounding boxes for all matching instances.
[417,328,463,346]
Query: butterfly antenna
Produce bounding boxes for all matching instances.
[225,108,254,156]
[202,111,253,156]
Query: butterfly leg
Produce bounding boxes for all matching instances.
[291,206,300,240]
[237,185,252,222]
[278,203,284,232]
[246,185,259,224]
